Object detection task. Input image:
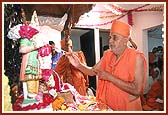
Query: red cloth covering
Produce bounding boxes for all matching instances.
[12,94,53,111]
[46,70,62,92]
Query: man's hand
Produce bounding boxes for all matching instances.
[94,69,112,81]
[66,52,81,68]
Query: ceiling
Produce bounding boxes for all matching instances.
[76,3,163,28]
[71,3,164,38]
[20,3,164,38]
[21,3,164,28]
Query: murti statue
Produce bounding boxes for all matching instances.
[19,11,43,104]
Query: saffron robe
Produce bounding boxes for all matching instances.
[55,51,89,96]
[96,48,147,111]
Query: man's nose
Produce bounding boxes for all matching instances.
[109,38,114,44]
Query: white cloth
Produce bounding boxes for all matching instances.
[23,82,28,99]
[87,88,95,96]
[38,13,67,31]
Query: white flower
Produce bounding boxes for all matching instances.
[7,24,22,40]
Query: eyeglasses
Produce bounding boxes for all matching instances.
[109,34,126,41]
[109,35,119,41]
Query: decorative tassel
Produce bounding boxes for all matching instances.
[129,38,137,49]
[128,11,133,26]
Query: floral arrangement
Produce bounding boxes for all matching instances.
[52,96,65,111]
[19,25,39,39]
[3,75,12,111]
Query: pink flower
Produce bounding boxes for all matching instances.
[42,69,52,81]
[35,92,43,101]
[19,25,39,39]
[64,84,70,90]
[43,93,53,104]
[38,44,51,57]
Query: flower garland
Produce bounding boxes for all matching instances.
[81,5,163,20]
[77,5,163,27]
[19,25,39,39]
[99,14,122,18]
[134,6,163,12]
[76,13,127,27]
[80,14,123,20]
[12,83,111,111]
[108,4,127,13]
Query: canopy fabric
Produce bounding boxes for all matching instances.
[21,4,93,30]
